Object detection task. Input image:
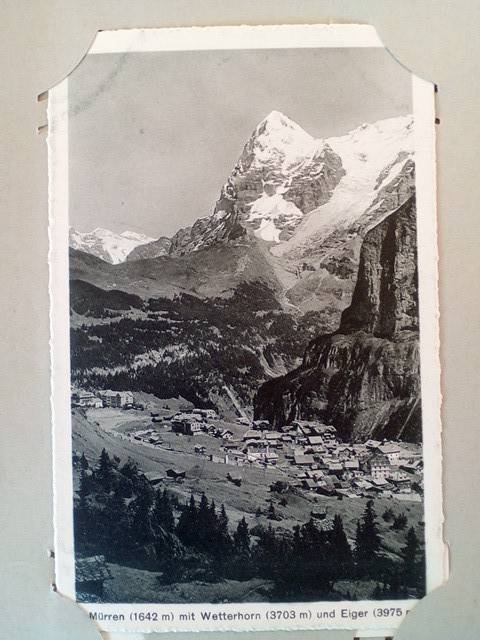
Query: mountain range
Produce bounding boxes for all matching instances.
[69,227,154,265]
[71,110,414,319]
[69,110,419,440]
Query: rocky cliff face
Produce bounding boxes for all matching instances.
[254,196,422,443]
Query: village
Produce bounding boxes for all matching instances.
[71,388,423,504]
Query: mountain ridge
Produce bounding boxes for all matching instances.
[69,227,154,265]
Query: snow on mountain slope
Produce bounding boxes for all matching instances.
[247,191,303,242]
[69,227,155,264]
[239,110,320,172]
[272,115,414,256]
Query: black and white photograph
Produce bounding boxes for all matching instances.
[48,26,444,633]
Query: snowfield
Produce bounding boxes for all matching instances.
[272,114,414,256]
[69,227,155,264]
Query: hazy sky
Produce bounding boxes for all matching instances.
[69,48,412,238]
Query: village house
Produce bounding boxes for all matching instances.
[99,390,134,408]
[376,443,402,464]
[315,477,336,496]
[400,459,423,474]
[253,419,270,430]
[294,453,315,467]
[171,415,203,436]
[365,439,382,450]
[71,390,103,408]
[259,451,279,465]
[344,459,362,477]
[143,471,164,486]
[368,455,391,480]
[242,429,262,442]
[166,468,186,479]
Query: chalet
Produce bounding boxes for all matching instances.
[259,451,279,465]
[253,419,270,430]
[225,450,247,466]
[400,460,423,474]
[71,390,103,408]
[326,462,344,476]
[75,555,112,598]
[294,453,315,466]
[365,439,382,450]
[306,435,324,447]
[310,508,328,520]
[368,455,391,480]
[244,440,262,450]
[194,445,206,454]
[171,417,202,436]
[242,430,262,441]
[376,443,402,464]
[221,429,234,440]
[316,478,336,496]
[263,436,281,448]
[344,459,360,472]
[143,471,164,486]
[99,390,134,408]
[388,471,412,493]
[166,468,186,479]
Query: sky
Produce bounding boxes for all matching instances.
[68,48,412,238]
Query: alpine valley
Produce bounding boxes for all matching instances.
[70,111,420,441]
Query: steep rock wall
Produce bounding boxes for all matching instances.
[254,196,422,442]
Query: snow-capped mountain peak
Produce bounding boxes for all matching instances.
[69,227,155,264]
[241,110,318,173]
[255,110,311,138]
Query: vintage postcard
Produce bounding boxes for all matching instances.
[48,24,445,636]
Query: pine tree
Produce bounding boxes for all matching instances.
[103,486,131,559]
[401,527,420,587]
[196,493,212,551]
[74,469,92,550]
[355,500,381,577]
[233,517,250,554]
[176,494,198,547]
[79,452,89,470]
[96,448,115,492]
[257,524,278,578]
[330,514,353,575]
[151,489,175,534]
[128,481,154,546]
[392,513,408,531]
[216,504,232,555]
[382,507,394,523]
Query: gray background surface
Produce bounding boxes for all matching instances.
[1,1,479,639]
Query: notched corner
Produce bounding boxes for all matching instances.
[37,28,103,102]
[370,25,437,88]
